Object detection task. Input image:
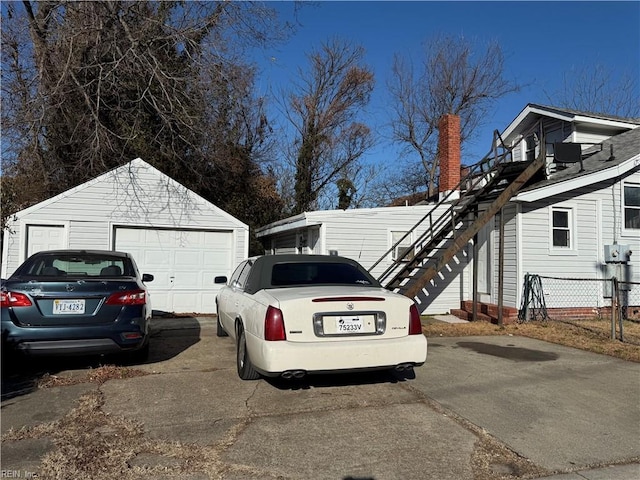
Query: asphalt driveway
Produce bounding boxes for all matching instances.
[1,317,639,479]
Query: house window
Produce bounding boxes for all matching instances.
[391,231,413,261]
[551,207,572,248]
[624,183,640,229]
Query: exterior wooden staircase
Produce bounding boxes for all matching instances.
[371,122,547,301]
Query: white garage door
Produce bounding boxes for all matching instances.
[115,228,233,314]
[27,224,66,256]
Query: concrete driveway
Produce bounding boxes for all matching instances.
[1,317,639,479]
[420,336,640,472]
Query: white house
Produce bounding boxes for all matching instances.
[473,105,640,320]
[257,105,640,320]
[256,204,471,315]
[1,158,249,314]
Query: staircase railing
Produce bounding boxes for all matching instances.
[371,121,546,292]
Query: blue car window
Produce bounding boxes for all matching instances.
[20,254,132,277]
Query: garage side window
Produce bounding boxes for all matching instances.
[551,207,572,249]
[624,183,640,229]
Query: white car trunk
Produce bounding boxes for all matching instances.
[262,286,413,343]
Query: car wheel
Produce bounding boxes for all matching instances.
[236,328,260,380]
[216,315,228,337]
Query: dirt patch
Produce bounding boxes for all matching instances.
[38,365,150,389]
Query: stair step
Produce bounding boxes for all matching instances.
[450,309,493,323]
[376,144,546,298]
[452,301,520,325]
[460,301,518,319]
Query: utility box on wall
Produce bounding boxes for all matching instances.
[604,244,632,263]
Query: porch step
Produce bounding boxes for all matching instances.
[451,301,519,324]
[450,309,493,323]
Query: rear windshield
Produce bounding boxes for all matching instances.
[17,253,133,278]
[270,262,375,287]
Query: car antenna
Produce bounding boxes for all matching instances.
[358,237,365,259]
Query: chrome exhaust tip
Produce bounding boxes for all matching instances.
[281,370,306,379]
[395,363,413,372]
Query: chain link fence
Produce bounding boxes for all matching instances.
[620,280,640,322]
[519,274,640,345]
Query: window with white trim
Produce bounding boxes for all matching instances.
[551,207,572,248]
[391,231,413,261]
[623,183,640,229]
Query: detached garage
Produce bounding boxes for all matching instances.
[1,158,248,314]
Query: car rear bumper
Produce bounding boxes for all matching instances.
[1,314,149,356]
[15,339,126,356]
[246,332,427,376]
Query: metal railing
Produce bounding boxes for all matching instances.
[372,120,546,291]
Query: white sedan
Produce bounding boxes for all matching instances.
[215,254,427,380]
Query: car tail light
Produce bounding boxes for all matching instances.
[1,291,33,307]
[265,306,286,341]
[409,304,423,335]
[106,289,146,306]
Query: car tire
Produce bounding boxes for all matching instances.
[236,328,260,380]
[216,315,228,337]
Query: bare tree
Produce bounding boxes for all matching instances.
[318,159,387,210]
[1,1,290,239]
[386,34,520,199]
[283,38,375,214]
[550,64,640,118]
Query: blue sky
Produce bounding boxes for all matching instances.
[253,1,640,166]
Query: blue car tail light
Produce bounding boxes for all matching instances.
[105,289,146,306]
[1,291,33,308]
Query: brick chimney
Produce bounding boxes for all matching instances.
[438,114,461,199]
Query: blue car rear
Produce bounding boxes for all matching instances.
[1,250,153,359]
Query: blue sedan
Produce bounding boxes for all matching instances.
[1,249,153,361]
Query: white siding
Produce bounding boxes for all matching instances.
[260,205,472,315]
[574,126,621,146]
[505,171,640,309]
[68,221,109,249]
[273,232,298,254]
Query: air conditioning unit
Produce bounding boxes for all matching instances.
[393,245,415,262]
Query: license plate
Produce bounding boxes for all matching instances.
[336,316,363,333]
[53,299,85,314]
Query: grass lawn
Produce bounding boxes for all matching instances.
[423,316,640,363]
